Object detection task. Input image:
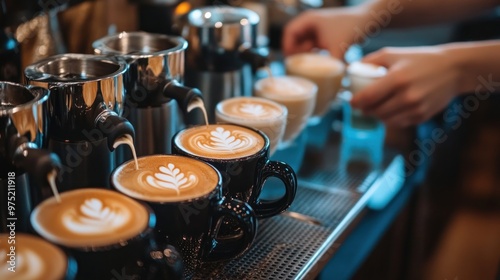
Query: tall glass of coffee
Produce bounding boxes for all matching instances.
[30,188,183,280]
[172,124,297,218]
[111,154,257,265]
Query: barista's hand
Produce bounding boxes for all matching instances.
[282,6,368,60]
[350,46,462,127]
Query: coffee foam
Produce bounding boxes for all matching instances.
[175,124,265,159]
[347,61,387,94]
[216,97,287,156]
[217,97,286,121]
[31,188,149,248]
[113,155,219,202]
[254,76,317,100]
[285,53,345,77]
[347,61,387,78]
[0,234,67,280]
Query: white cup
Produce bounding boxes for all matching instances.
[285,52,345,123]
[254,75,317,147]
[216,96,287,155]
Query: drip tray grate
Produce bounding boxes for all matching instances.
[187,184,362,280]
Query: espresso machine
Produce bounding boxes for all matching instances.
[0,82,61,232]
[181,6,269,123]
[93,31,203,158]
[24,54,134,191]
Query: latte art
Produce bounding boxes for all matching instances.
[146,163,198,194]
[0,248,42,279]
[113,155,219,202]
[62,198,129,235]
[176,125,265,159]
[0,234,67,280]
[195,126,254,152]
[216,97,287,156]
[31,188,149,248]
[239,103,268,117]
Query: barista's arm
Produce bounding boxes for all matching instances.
[282,0,499,57]
[364,0,499,28]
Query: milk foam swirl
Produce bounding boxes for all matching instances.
[239,103,267,116]
[193,126,257,154]
[144,163,198,194]
[0,234,67,280]
[62,198,129,234]
[0,249,43,279]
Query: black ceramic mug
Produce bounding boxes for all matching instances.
[172,123,297,218]
[111,154,257,265]
[30,188,183,280]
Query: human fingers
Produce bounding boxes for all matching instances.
[350,72,400,111]
[282,12,318,55]
[362,47,402,67]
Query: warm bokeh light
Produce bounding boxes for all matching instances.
[174,1,191,16]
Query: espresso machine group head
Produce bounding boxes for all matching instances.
[0,82,61,232]
[93,31,203,159]
[24,54,134,191]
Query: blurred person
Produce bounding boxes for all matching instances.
[282,0,500,127]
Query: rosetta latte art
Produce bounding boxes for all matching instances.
[193,126,257,153]
[0,249,43,279]
[145,163,198,194]
[62,198,129,235]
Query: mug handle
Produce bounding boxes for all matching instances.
[253,161,297,218]
[202,198,257,262]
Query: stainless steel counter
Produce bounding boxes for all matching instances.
[186,108,405,279]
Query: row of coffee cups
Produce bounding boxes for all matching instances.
[2,122,297,280]
[216,52,388,161]
[213,52,345,161]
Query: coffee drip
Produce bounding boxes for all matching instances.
[24,54,135,191]
[113,134,139,170]
[93,32,206,158]
[0,82,61,232]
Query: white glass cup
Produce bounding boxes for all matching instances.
[216,96,287,156]
[254,75,317,148]
[285,52,345,124]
